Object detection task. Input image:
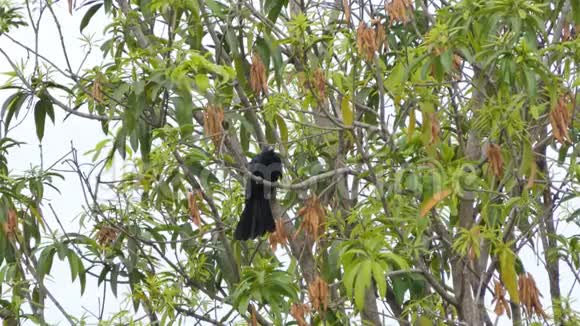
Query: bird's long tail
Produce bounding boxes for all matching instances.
[234,195,275,240]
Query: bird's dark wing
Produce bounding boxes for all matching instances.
[235,148,282,240]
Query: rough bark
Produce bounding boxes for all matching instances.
[452,85,484,324]
[361,287,382,326]
[536,131,562,323]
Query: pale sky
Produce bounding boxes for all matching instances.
[0,1,129,323]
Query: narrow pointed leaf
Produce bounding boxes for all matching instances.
[80,3,103,32]
[341,94,353,126]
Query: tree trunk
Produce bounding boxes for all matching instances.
[536,143,562,323]
[361,286,382,326]
[453,129,483,325]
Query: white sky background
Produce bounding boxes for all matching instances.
[0,1,130,323]
[0,0,579,325]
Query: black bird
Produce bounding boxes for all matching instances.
[234,148,282,240]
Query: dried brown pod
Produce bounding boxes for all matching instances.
[492,280,512,319]
[451,54,463,80]
[92,77,103,103]
[385,0,414,26]
[188,190,202,226]
[452,54,462,71]
[203,105,225,147]
[3,209,18,239]
[375,22,387,54]
[429,112,440,145]
[468,226,480,262]
[313,69,327,101]
[96,226,118,246]
[550,96,572,144]
[356,23,366,55]
[343,0,351,25]
[486,144,504,178]
[525,160,537,190]
[296,195,326,241]
[250,53,268,95]
[290,303,310,326]
[268,218,288,251]
[518,273,547,319]
[562,22,571,41]
[356,22,377,61]
[308,275,329,312]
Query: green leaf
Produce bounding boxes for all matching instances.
[265,121,277,143]
[129,271,141,312]
[139,127,152,163]
[0,232,6,266]
[237,295,250,314]
[417,316,433,326]
[498,245,519,304]
[385,61,407,91]
[341,94,353,126]
[45,101,55,123]
[240,124,250,152]
[129,128,139,153]
[391,274,409,305]
[440,49,453,73]
[264,33,284,88]
[134,80,145,96]
[85,138,111,162]
[558,144,569,165]
[233,56,250,93]
[384,252,409,269]
[44,81,73,94]
[265,0,288,24]
[98,265,110,286]
[371,262,387,297]
[79,265,86,295]
[275,115,288,145]
[205,0,226,19]
[572,0,580,24]
[225,27,239,56]
[114,127,127,159]
[524,68,537,100]
[566,208,580,223]
[80,3,103,32]
[2,91,28,129]
[38,246,56,277]
[431,58,444,81]
[343,262,360,298]
[195,74,210,93]
[56,242,68,260]
[67,251,83,283]
[104,0,113,13]
[127,237,138,272]
[322,241,342,281]
[111,263,119,297]
[354,260,372,310]
[187,147,209,162]
[34,98,53,141]
[255,37,271,72]
[174,91,193,129]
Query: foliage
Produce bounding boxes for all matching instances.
[0,0,580,324]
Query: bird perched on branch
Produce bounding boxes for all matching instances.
[234,148,282,240]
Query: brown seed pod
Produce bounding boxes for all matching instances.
[250,53,268,95]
